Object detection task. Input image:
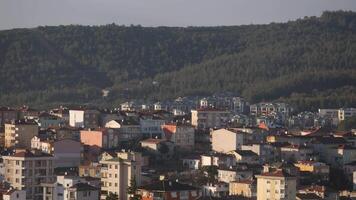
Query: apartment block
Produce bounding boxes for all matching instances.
[162,123,195,151]
[3,149,55,200]
[255,170,296,200]
[191,108,230,129]
[4,120,38,149]
[100,151,142,200]
[69,109,100,128]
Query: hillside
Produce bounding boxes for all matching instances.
[0,11,356,110]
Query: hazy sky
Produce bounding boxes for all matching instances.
[1,0,356,30]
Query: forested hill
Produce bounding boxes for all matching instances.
[0,11,356,110]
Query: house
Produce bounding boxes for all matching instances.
[191,108,230,130]
[68,183,99,200]
[201,153,236,168]
[229,150,259,164]
[37,112,63,129]
[242,143,278,163]
[294,161,329,181]
[218,166,253,183]
[211,129,245,153]
[50,106,70,124]
[162,123,195,151]
[2,189,26,200]
[80,128,119,149]
[280,145,314,162]
[138,180,201,200]
[182,155,201,170]
[105,119,141,142]
[325,144,356,167]
[4,119,39,149]
[296,193,323,200]
[255,169,297,200]
[79,162,101,178]
[229,179,256,198]
[140,139,174,160]
[202,182,229,198]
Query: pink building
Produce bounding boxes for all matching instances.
[80,128,119,149]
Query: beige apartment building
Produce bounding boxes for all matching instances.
[255,170,296,200]
[100,151,142,200]
[229,180,256,197]
[4,120,38,149]
[3,149,55,200]
[191,108,230,129]
[211,129,244,153]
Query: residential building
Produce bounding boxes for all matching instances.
[229,179,256,197]
[100,151,142,200]
[191,108,230,129]
[37,112,63,129]
[229,150,260,164]
[140,118,165,138]
[69,109,100,128]
[80,128,119,149]
[211,129,244,153]
[294,161,330,181]
[218,167,253,183]
[280,145,314,162]
[338,108,356,121]
[67,183,99,200]
[0,107,18,126]
[105,119,141,142]
[2,189,26,200]
[3,149,55,200]
[138,180,201,200]
[162,123,195,151]
[79,162,101,178]
[202,183,229,198]
[182,155,201,170]
[255,169,297,200]
[4,120,38,149]
[41,182,64,200]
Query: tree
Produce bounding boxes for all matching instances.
[201,166,218,184]
[106,192,119,200]
[127,176,141,200]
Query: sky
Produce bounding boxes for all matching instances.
[0,0,356,30]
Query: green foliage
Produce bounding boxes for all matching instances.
[127,177,141,200]
[201,165,218,184]
[106,192,119,200]
[0,11,356,110]
[337,116,356,131]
